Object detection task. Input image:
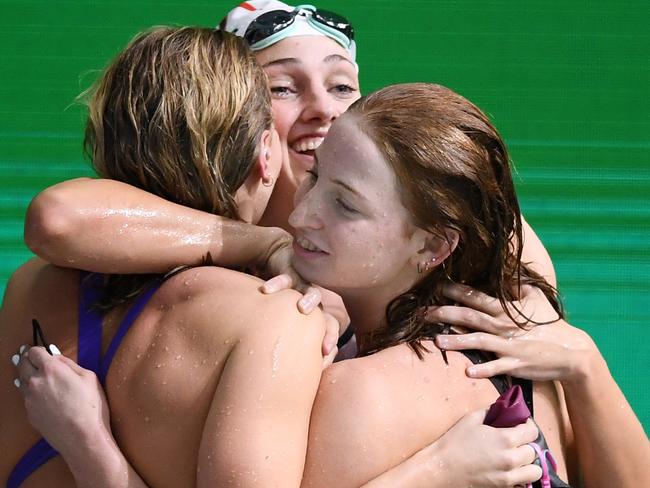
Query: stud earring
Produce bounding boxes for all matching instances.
[417,256,437,274]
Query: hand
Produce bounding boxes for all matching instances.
[257,229,309,288]
[430,284,598,383]
[263,273,350,366]
[431,409,542,487]
[13,346,112,459]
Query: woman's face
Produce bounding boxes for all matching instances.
[288,114,424,296]
[254,36,360,183]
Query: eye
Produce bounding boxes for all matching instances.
[331,84,358,97]
[336,197,358,214]
[270,85,297,99]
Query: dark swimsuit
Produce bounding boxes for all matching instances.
[7,273,162,488]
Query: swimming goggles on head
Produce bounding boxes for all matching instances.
[243,4,354,51]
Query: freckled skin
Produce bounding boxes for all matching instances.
[290,114,421,295]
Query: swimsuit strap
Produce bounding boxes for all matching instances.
[5,438,58,488]
[77,272,105,371]
[7,274,161,488]
[98,279,162,385]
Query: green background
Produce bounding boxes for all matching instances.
[1,1,648,428]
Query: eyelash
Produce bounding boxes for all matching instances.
[331,84,357,96]
[270,86,296,99]
[336,198,357,214]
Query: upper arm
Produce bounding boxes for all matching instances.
[196,290,326,488]
[301,362,403,488]
[521,216,557,287]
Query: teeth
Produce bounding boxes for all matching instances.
[297,236,322,252]
[291,137,324,153]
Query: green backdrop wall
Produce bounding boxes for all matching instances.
[1,1,648,428]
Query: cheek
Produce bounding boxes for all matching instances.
[271,100,299,141]
[335,96,358,116]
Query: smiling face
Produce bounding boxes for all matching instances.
[288,114,427,297]
[254,35,360,182]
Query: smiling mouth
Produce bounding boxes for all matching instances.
[290,137,324,157]
[295,236,327,254]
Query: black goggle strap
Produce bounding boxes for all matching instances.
[32,318,54,355]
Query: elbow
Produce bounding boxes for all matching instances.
[24,183,81,264]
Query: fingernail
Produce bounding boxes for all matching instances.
[436,337,449,347]
[11,354,20,366]
[262,282,277,293]
[19,345,27,354]
[49,344,61,356]
[467,367,477,377]
[13,378,21,388]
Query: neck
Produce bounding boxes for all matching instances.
[338,279,417,355]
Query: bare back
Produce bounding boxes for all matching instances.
[1,259,326,487]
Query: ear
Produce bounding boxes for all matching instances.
[256,129,273,185]
[410,228,460,273]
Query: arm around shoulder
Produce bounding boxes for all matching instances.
[24,178,288,274]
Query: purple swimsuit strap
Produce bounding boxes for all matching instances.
[7,273,161,488]
[98,280,161,385]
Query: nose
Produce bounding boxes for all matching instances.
[301,85,339,124]
[289,183,322,231]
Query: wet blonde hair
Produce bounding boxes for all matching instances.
[82,26,272,307]
[84,26,272,219]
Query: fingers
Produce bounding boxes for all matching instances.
[298,286,322,314]
[56,355,88,376]
[436,332,510,354]
[322,346,338,369]
[426,305,516,335]
[261,273,293,294]
[442,283,504,315]
[509,464,543,486]
[25,346,53,369]
[321,313,341,356]
[508,419,539,446]
[465,357,522,379]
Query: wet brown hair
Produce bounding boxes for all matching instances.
[347,83,562,357]
[82,26,272,307]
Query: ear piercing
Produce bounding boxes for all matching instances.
[262,174,274,187]
[417,256,437,274]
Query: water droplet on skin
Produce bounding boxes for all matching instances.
[175,355,182,360]
[248,350,254,355]
[144,416,150,422]
[164,346,169,352]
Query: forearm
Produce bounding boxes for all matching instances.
[24,178,286,274]
[562,346,650,487]
[360,443,451,488]
[63,427,149,488]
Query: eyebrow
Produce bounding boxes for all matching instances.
[262,54,355,69]
[313,152,366,200]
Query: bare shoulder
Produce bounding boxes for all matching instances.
[157,266,326,342]
[1,258,79,338]
[303,344,498,488]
